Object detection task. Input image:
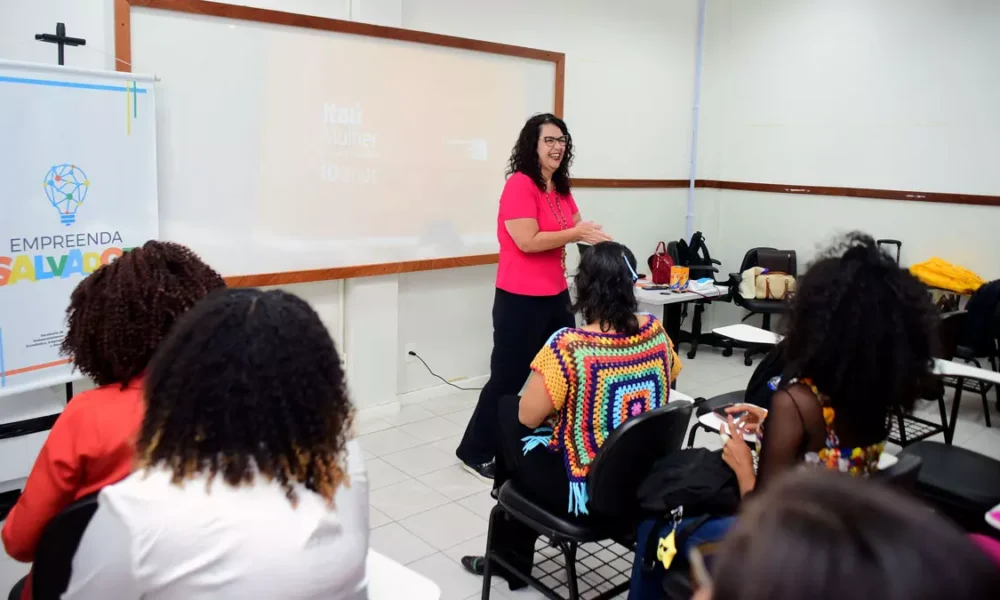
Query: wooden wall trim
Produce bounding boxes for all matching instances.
[224,254,499,288]
[122,0,563,63]
[573,178,1000,207]
[574,179,689,189]
[697,180,1000,207]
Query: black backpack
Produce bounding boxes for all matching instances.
[743,340,787,412]
[636,448,741,572]
[637,448,741,517]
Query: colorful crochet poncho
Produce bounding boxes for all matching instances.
[526,314,679,515]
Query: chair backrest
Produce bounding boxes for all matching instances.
[32,493,100,600]
[738,247,775,274]
[744,341,788,412]
[938,311,968,361]
[872,453,923,493]
[586,402,694,518]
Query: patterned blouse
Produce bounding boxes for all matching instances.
[526,314,681,515]
[791,378,885,476]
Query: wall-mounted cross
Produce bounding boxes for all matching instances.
[35,22,87,66]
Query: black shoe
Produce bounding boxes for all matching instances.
[462,459,495,480]
[461,556,528,591]
[461,556,486,576]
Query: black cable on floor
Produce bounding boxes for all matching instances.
[408,351,484,391]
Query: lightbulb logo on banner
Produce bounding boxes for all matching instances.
[1,164,130,288]
[44,163,89,226]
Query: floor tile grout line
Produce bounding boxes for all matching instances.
[372,492,491,531]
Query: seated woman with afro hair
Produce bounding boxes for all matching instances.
[64,288,368,600]
[2,241,224,600]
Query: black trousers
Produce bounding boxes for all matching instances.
[488,395,589,587]
[457,288,575,465]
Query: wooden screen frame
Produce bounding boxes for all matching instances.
[114,0,565,287]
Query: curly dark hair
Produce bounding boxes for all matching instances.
[506,113,574,195]
[60,240,225,388]
[136,288,353,507]
[572,242,639,334]
[781,232,939,442]
[711,469,1000,600]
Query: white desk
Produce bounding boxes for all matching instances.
[712,324,782,345]
[367,550,440,599]
[933,358,1000,386]
[635,284,727,307]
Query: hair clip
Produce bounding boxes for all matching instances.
[624,255,640,283]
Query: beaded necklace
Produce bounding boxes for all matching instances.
[544,183,570,275]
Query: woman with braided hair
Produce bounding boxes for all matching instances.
[3,241,223,600]
[64,288,368,600]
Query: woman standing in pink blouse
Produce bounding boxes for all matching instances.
[456,113,611,479]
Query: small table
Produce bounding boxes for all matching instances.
[634,285,728,307]
[636,285,729,358]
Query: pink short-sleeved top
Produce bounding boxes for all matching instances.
[496,172,579,296]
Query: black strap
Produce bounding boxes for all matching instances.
[641,513,716,573]
[642,514,672,572]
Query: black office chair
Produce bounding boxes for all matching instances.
[481,402,694,600]
[900,441,1000,535]
[8,493,99,600]
[954,294,1000,423]
[687,342,786,448]
[888,312,961,447]
[729,247,796,366]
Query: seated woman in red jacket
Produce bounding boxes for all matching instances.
[2,241,224,600]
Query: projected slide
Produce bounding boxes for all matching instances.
[133,9,555,274]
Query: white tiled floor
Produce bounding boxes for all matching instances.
[2,347,999,599]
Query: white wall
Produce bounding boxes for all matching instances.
[0,0,699,490]
[697,0,1000,283]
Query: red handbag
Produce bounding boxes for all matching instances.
[648,242,674,285]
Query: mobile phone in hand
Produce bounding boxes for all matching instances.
[714,404,747,421]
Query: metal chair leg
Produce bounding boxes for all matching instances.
[895,409,908,446]
[981,387,992,428]
[563,541,580,600]
[481,505,501,599]
[937,393,950,444]
[687,423,700,448]
[948,380,965,445]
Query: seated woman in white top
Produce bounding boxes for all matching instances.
[64,288,368,600]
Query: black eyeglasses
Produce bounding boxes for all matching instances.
[543,136,570,148]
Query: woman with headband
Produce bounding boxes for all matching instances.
[461,241,682,589]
